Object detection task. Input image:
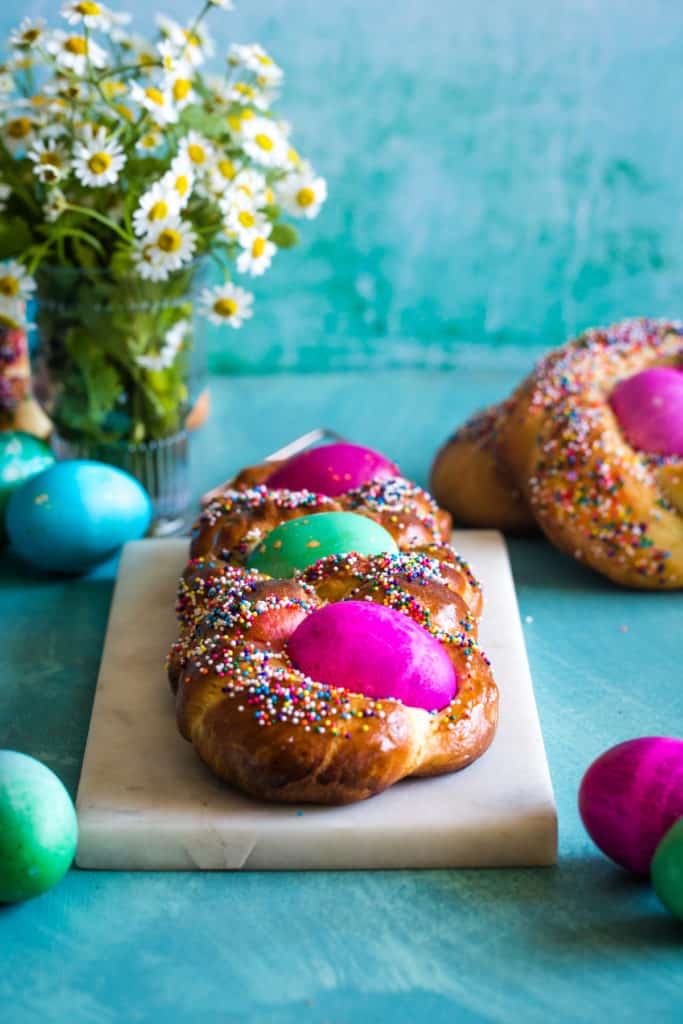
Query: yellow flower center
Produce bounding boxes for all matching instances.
[187,143,206,164]
[237,210,256,228]
[22,28,41,44]
[265,186,274,204]
[157,229,182,253]
[173,79,192,102]
[115,104,133,121]
[242,109,255,121]
[296,187,315,208]
[76,2,102,14]
[39,151,60,166]
[213,298,238,318]
[175,174,190,196]
[141,133,158,149]
[7,117,32,139]
[217,159,235,180]
[139,51,156,68]
[103,80,125,98]
[88,151,112,175]
[0,276,20,297]
[65,36,88,56]
[184,30,201,47]
[252,238,266,258]
[288,147,300,165]
[236,183,252,197]
[235,83,255,98]
[148,200,169,221]
[254,133,273,152]
[145,87,165,106]
[257,54,273,66]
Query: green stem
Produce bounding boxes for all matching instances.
[62,203,133,243]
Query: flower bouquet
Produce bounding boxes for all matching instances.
[0,1,326,527]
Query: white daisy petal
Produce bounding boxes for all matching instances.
[200,282,254,328]
[133,182,182,237]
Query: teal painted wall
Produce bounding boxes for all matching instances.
[6,1,683,372]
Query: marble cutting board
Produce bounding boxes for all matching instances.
[75,534,557,870]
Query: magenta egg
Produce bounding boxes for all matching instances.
[288,600,457,711]
[267,442,399,497]
[578,737,683,874]
[610,367,683,456]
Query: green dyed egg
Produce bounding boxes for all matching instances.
[652,817,683,920]
[0,751,78,903]
[247,510,398,577]
[0,432,55,538]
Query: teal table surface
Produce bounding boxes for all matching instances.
[2,369,682,1024]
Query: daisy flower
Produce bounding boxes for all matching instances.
[165,69,196,110]
[133,181,182,237]
[73,127,125,187]
[208,155,239,195]
[0,260,35,304]
[179,130,214,172]
[0,183,11,212]
[27,137,69,184]
[136,128,163,154]
[133,218,197,281]
[279,171,327,219]
[44,188,68,223]
[156,15,213,67]
[9,17,46,50]
[225,81,271,112]
[0,298,25,331]
[240,116,289,169]
[2,115,37,155]
[237,232,276,277]
[46,31,107,76]
[200,282,254,328]
[162,154,194,208]
[229,168,269,206]
[60,2,114,31]
[228,43,283,86]
[222,201,269,247]
[130,81,178,126]
[137,319,188,372]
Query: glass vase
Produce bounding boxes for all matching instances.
[35,261,209,535]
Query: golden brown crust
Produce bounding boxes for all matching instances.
[430,403,536,533]
[171,546,497,805]
[190,475,452,567]
[431,319,683,589]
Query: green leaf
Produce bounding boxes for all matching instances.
[270,223,300,249]
[0,216,33,261]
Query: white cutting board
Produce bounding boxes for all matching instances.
[76,534,557,870]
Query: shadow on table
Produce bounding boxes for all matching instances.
[0,549,117,795]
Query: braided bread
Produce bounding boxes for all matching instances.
[169,457,498,804]
[431,319,683,589]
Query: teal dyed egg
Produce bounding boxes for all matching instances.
[247,511,399,577]
[0,432,55,535]
[652,818,683,920]
[0,751,78,903]
[6,460,152,574]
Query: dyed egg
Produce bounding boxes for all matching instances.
[652,817,683,920]
[247,511,398,578]
[289,600,457,711]
[0,431,55,534]
[6,460,152,574]
[267,442,399,497]
[578,737,683,874]
[0,751,78,903]
[610,367,683,456]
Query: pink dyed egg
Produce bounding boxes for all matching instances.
[288,600,457,712]
[610,367,683,456]
[267,442,399,497]
[578,737,683,874]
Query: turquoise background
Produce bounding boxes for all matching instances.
[6,1,683,372]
